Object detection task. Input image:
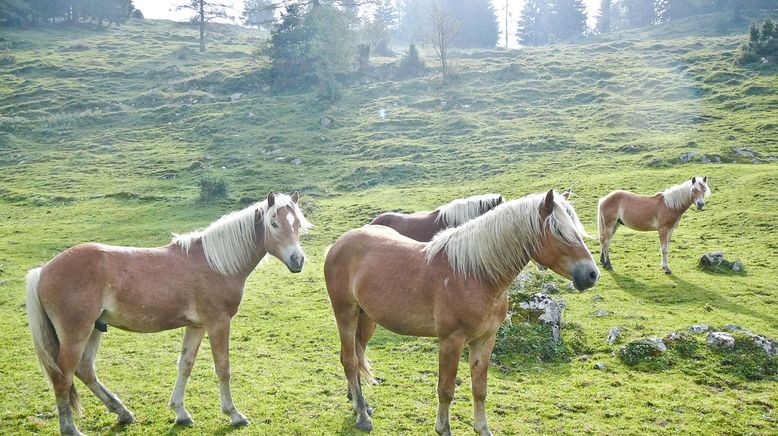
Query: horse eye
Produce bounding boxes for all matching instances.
[271,221,279,228]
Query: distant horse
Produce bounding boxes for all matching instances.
[597,176,710,274]
[369,193,504,241]
[26,192,311,435]
[324,190,598,435]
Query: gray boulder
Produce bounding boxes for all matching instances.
[606,326,622,345]
[706,332,735,350]
[688,324,710,334]
[513,293,565,341]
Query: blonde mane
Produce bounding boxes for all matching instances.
[424,192,586,285]
[173,194,311,276]
[662,177,709,210]
[435,193,504,227]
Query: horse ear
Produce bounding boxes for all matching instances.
[541,189,555,217]
[703,176,708,184]
[291,191,300,203]
[267,191,275,207]
[562,188,572,200]
[691,176,696,185]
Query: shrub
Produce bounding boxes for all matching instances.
[717,333,778,381]
[397,44,425,78]
[620,338,673,370]
[737,17,778,65]
[132,8,144,19]
[174,45,193,60]
[198,175,228,201]
[493,322,569,368]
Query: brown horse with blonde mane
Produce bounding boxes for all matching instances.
[324,190,599,435]
[597,176,710,274]
[26,192,311,435]
[369,193,504,241]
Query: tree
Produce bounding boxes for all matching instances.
[242,0,275,29]
[621,0,657,28]
[446,0,499,48]
[517,0,551,46]
[364,0,397,55]
[396,0,430,44]
[738,17,778,64]
[425,0,460,79]
[177,0,229,52]
[550,0,586,41]
[596,0,612,33]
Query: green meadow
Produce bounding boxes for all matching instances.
[1,12,776,435]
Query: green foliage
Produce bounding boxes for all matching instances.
[397,43,425,77]
[494,323,570,367]
[717,334,778,381]
[198,174,229,202]
[737,17,778,64]
[518,0,587,46]
[665,332,699,358]
[446,0,499,48]
[241,0,275,29]
[0,0,132,27]
[620,338,674,370]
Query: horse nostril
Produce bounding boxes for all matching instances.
[589,270,598,281]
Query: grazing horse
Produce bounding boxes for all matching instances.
[597,176,710,274]
[324,190,599,435]
[26,192,311,435]
[369,193,504,242]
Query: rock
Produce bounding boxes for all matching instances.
[665,331,684,342]
[722,324,746,333]
[620,337,667,365]
[320,116,333,127]
[247,112,256,118]
[607,326,622,345]
[229,92,242,102]
[594,309,611,317]
[541,282,559,294]
[706,332,735,350]
[591,294,603,303]
[290,158,301,165]
[699,251,725,267]
[688,324,710,334]
[513,293,565,341]
[566,282,575,291]
[732,260,742,272]
[439,100,447,109]
[261,85,270,92]
[646,337,667,352]
[272,156,286,162]
[732,147,757,158]
[678,151,698,163]
[747,334,778,357]
[594,362,607,370]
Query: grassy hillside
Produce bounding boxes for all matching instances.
[1,13,777,435]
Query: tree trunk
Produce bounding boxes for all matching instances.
[199,0,206,52]
[357,44,370,73]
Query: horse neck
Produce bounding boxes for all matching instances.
[236,227,268,280]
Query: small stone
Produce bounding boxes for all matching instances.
[699,252,725,267]
[592,294,603,303]
[722,324,746,333]
[247,112,256,118]
[706,332,735,350]
[732,260,742,272]
[665,331,684,342]
[229,92,242,102]
[678,151,697,163]
[594,309,611,317]
[594,362,606,370]
[320,116,333,127]
[688,324,710,334]
[272,156,286,162]
[646,337,667,352]
[607,326,622,345]
[290,158,301,165]
[541,282,559,294]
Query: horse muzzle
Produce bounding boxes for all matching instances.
[287,253,305,273]
[572,263,599,291]
[696,201,705,210]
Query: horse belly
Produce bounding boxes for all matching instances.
[100,284,196,333]
[355,280,437,337]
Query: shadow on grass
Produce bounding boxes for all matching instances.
[607,270,777,326]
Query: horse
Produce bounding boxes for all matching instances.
[324,190,599,435]
[597,176,710,274]
[369,193,504,242]
[26,191,312,435]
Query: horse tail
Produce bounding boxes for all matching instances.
[26,267,81,412]
[354,320,377,385]
[596,197,606,241]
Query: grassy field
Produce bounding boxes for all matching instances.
[1,12,777,435]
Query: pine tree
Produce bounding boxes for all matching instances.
[242,0,275,29]
[177,0,228,52]
[446,0,499,48]
[550,0,586,41]
[517,0,550,46]
[621,0,656,28]
[596,0,612,33]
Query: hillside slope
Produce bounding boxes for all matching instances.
[1,14,776,435]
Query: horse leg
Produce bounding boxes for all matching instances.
[435,334,466,436]
[348,312,377,416]
[169,326,205,426]
[75,329,135,425]
[599,221,618,270]
[207,320,249,427]
[336,305,372,432]
[53,328,92,436]
[659,227,673,274]
[469,335,496,436]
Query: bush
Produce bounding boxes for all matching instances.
[174,45,193,60]
[198,175,228,201]
[397,43,425,78]
[717,333,778,381]
[132,8,144,19]
[737,17,778,64]
[493,322,569,368]
[620,338,674,370]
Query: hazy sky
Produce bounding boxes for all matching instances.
[133,0,603,47]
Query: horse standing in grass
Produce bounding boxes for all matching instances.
[597,176,710,274]
[369,193,504,241]
[26,192,311,435]
[325,190,599,435]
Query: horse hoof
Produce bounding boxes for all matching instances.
[117,412,136,425]
[366,404,374,417]
[231,418,250,428]
[355,419,373,432]
[603,263,613,271]
[664,269,672,275]
[175,417,194,427]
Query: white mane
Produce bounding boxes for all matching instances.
[424,192,587,285]
[435,193,504,227]
[173,194,312,276]
[662,177,709,210]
